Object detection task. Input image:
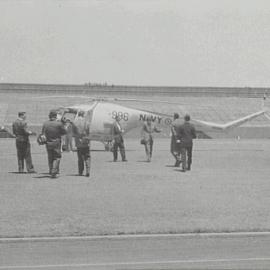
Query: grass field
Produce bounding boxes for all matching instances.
[0,138,269,238]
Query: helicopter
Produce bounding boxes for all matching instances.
[0,96,268,148]
[50,96,268,150]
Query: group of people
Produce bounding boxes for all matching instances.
[12,110,196,178]
[110,114,161,163]
[111,112,197,171]
[13,110,91,178]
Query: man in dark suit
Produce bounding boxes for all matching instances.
[177,114,196,171]
[42,110,67,178]
[112,115,127,162]
[171,112,182,167]
[12,112,35,173]
[73,111,91,177]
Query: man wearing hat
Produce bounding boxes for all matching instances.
[72,111,91,177]
[176,114,196,171]
[170,112,182,167]
[112,115,127,162]
[42,110,67,178]
[12,112,36,173]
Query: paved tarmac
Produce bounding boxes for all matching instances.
[1,233,270,269]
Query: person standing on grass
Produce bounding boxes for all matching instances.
[42,110,67,178]
[12,112,36,173]
[141,116,161,162]
[176,114,196,172]
[72,111,91,177]
[170,112,182,167]
[112,115,127,162]
[64,118,74,152]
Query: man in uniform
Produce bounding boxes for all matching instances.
[170,113,182,167]
[177,114,196,172]
[141,116,161,162]
[112,115,127,162]
[64,118,74,152]
[72,111,91,177]
[42,110,67,178]
[12,112,35,173]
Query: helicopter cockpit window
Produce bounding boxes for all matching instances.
[62,110,77,122]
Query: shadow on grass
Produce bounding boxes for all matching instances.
[66,174,85,177]
[174,169,188,173]
[106,160,129,163]
[32,175,52,179]
[8,172,27,174]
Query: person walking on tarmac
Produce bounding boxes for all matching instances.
[112,115,127,162]
[177,114,196,172]
[12,112,36,173]
[170,113,182,167]
[42,110,67,178]
[72,111,91,177]
[141,116,161,162]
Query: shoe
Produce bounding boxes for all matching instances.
[79,173,83,176]
[51,172,58,178]
[174,160,181,167]
[28,170,37,174]
[113,159,117,162]
[122,159,128,162]
[85,173,90,177]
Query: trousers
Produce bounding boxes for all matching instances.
[65,134,73,151]
[144,137,153,161]
[77,146,91,175]
[113,139,126,161]
[180,146,193,170]
[170,137,181,162]
[46,143,61,176]
[16,141,34,172]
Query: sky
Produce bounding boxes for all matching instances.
[1,0,270,87]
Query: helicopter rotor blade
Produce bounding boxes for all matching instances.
[28,95,92,99]
[112,97,186,104]
[109,97,204,107]
[25,95,211,108]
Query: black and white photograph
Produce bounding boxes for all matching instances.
[0,0,270,269]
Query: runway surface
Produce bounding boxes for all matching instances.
[1,233,270,269]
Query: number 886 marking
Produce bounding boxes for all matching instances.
[112,111,129,121]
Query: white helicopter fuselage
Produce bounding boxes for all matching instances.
[1,96,267,142]
[60,100,266,145]
[63,102,172,142]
